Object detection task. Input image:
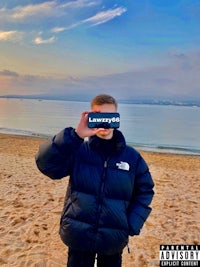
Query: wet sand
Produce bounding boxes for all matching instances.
[0,133,199,266]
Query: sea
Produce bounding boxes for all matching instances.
[0,98,200,155]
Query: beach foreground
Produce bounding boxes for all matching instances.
[0,133,199,267]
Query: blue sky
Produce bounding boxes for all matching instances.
[0,0,200,101]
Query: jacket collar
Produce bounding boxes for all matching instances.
[88,129,126,154]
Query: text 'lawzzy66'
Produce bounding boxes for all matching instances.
[88,112,120,128]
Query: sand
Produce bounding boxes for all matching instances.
[0,133,199,267]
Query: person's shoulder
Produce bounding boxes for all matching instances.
[124,144,141,159]
[126,144,139,154]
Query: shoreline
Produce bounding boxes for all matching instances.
[1,130,200,157]
[0,133,200,266]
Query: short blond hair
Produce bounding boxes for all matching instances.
[91,94,118,109]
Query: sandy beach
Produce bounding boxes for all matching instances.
[0,133,199,267]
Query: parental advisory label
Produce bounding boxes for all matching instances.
[160,245,200,266]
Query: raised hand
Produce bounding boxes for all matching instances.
[75,111,99,139]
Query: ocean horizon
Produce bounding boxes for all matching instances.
[0,98,200,156]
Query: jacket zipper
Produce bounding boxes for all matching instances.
[101,158,108,193]
[94,159,108,231]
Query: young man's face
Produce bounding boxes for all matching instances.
[91,103,117,140]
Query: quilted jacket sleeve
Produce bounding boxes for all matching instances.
[128,154,154,235]
[35,127,84,179]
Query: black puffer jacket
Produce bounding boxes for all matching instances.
[36,127,154,255]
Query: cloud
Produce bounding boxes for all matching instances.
[51,27,66,33]
[3,0,98,21]
[83,7,127,26]
[11,1,56,20]
[1,1,127,28]
[0,69,19,77]
[1,49,200,100]
[60,6,128,31]
[0,30,23,42]
[34,36,56,44]
[61,0,98,9]
[0,1,127,46]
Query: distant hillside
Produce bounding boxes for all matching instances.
[0,94,200,107]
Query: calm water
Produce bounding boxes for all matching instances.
[0,98,200,155]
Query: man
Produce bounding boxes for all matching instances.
[36,94,154,267]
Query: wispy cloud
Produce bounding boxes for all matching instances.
[51,27,66,33]
[0,30,23,42]
[34,36,56,44]
[52,6,127,32]
[0,1,127,45]
[11,1,56,20]
[3,0,98,21]
[61,0,98,9]
[1,1,127,27]
[84,7,127,26]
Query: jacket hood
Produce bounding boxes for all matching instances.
[88,129,126,154]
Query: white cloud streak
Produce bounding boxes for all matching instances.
[61,0,98,9]
[84,7,127,26]
[51,27,66,33]
[34,36,56,44]
[51,6,127,32]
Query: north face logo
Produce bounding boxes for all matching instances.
[116,161,130,171]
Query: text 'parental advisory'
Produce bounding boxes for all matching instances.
[160,245,199,266]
